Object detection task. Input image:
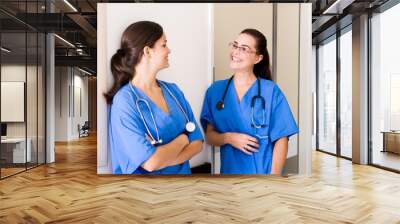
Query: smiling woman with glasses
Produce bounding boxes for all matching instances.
[200,28,298,175]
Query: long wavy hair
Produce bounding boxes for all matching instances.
[104,21,163,104]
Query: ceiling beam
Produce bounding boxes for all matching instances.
[55,55,96,71]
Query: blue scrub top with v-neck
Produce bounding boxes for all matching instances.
[200,78,298,174]
[109,81,203,174]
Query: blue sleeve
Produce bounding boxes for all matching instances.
[109,97,156,174]
[269,85,299,143]
[172,84,204,143]
[200,87,215,132]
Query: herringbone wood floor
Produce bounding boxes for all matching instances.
[1,135,400,223]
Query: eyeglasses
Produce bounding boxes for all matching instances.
[228,42,256,54]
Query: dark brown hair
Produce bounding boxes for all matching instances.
[240,28,272,80]
[104,21,163,104]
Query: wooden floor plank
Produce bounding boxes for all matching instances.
[0,135,400,223]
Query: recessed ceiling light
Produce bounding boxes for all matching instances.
[322,0,354,15]
[54,34,75,48]
[63,0,78,12]
[77,67,93,76]
[1,47,11,53]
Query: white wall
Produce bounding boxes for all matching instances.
[55,67,68,141]
[1,65,36,138]
[312,45,317,151]
[1,65,27,140]
[276,3,312,175]
[276,4,300,161]
[214,4,273,81]
[1,65,26,81]
[55,66,89,141]
[1,64,46,164]
[1,82,24,123]
[297,3,313,175]
[71,73,89,138]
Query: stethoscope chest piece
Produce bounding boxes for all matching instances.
[186,122,196,133]
[151,139,163,146]
[216,101,224,110]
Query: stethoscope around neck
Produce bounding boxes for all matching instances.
[216,75,266,129]
[129,81,196,146]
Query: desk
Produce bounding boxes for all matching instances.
[381,131,400,154]
[1,138,31,163]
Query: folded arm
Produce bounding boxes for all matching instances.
[168,140,203,166]
[141,134,189,172]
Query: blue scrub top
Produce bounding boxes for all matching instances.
[200,78,298,174]
[109,81,203,174]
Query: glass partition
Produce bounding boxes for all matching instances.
[0,1,46,179]
[1,31,28,177]
[317,36,337,155]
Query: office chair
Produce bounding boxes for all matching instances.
[78,121,90,138]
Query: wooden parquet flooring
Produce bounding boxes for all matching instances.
[1,135,400,223]
[1,167,26,178]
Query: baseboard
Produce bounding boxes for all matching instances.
[191,162,212,174]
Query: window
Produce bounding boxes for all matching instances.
[316,26,353,159]
[370,2,400,171]
[340,29,352,158]
[317,37,337,155]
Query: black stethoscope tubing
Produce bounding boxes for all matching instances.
[216,75,266,128]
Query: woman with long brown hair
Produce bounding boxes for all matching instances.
[200,29,298,174]
[106,21,203,174]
